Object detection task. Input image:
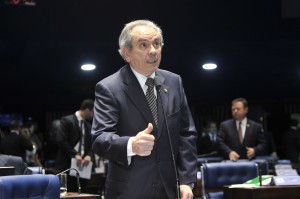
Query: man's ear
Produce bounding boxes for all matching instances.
[122,48,130,63]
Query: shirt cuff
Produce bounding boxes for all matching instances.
[127,137,136,165]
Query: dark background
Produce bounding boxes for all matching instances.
[0,0,300,149]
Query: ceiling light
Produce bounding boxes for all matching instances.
[81,64,96,71]
[202,63,217,70]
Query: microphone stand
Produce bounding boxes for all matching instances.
[56,168,81,194]
[154,76,180,199]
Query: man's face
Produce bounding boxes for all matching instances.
[123,25,162,77]
[209,123,217,133]
[231,101,248,121]
[83,109,94,121]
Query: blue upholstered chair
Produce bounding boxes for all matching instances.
[197,157,224,170]
[0,174,60,199]
[201,162,258,199]
[222,159,269,175]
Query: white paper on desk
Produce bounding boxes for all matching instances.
[69,158,93,179]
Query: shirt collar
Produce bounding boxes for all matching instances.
[236,117,247,126]
[75,111,84,121]
[130,66,155,88]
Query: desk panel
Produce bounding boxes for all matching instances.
[224,186,300,199]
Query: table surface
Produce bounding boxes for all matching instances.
[224,185,300,199]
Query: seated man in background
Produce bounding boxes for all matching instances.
[197,121,218,156]
[0,119,33,162]
[0,154,32,175]
[217,98,266,161]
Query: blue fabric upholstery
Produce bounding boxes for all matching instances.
[0,174,60,199]
[197,157,223,170]
[197,157,224,164]
[201,162,258,199]
[256,155,278,170]
[222,159,269,175]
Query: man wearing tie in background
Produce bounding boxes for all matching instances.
[217,98,266,161]
[91,20,197,199]
[55,99,94,193]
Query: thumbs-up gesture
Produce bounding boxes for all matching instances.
[132,123,155,156]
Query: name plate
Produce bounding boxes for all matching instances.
[272,176,300,186]
[275,169,298,176]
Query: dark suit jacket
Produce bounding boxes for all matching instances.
[217,119,266,159]
[0,132,33,162]
[55,114,94,171]
[282,128,300,163]
[0,154,32,175]
[197,134,218,155]
[91,65,197,199]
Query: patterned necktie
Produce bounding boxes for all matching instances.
[145,78,158,126]
[238,122,243,143]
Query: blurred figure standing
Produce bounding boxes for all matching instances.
[55,99,95,193]
[197,121,218,156]
[217,98,266,161]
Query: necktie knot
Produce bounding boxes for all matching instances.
[146,78,155,89]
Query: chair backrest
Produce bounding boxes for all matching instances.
[0,174,60,199]
[201,162,258,199]
[222,159,269,175]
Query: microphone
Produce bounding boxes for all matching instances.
[258,162,262,186]
[154,76,180,199]
[56,168,81,194]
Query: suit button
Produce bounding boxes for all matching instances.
[152,183,156,187]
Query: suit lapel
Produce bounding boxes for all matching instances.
[244,120,251,144]
[121,65,157,131]
[155,72,169,138]
[231,119,241,144]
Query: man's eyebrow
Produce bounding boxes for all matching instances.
[137,37,160,42]
[137,38,148,42]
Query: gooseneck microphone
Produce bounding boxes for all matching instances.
[56,168,81,194]
[154,76,180,199]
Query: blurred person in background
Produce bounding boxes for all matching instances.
[0,120,33,162]
[55,99,95,193]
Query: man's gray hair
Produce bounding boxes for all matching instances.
[118,19,164,58]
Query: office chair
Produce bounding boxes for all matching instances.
[201,162,258,199]
[0,174,60,199]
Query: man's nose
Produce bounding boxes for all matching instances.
[149,45,157,53]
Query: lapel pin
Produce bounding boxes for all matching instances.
[163,88,168,93]
[247,124,250,128]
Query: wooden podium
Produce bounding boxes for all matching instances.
[224,185,300,199]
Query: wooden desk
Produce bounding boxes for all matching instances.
[61,192,101,199]
[224,185,300,199]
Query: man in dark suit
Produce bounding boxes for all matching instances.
[0,154,32,175]
[197,121,218,156]
[217,98,266,161]
[91,20,197,199]
[55,99,94,193]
